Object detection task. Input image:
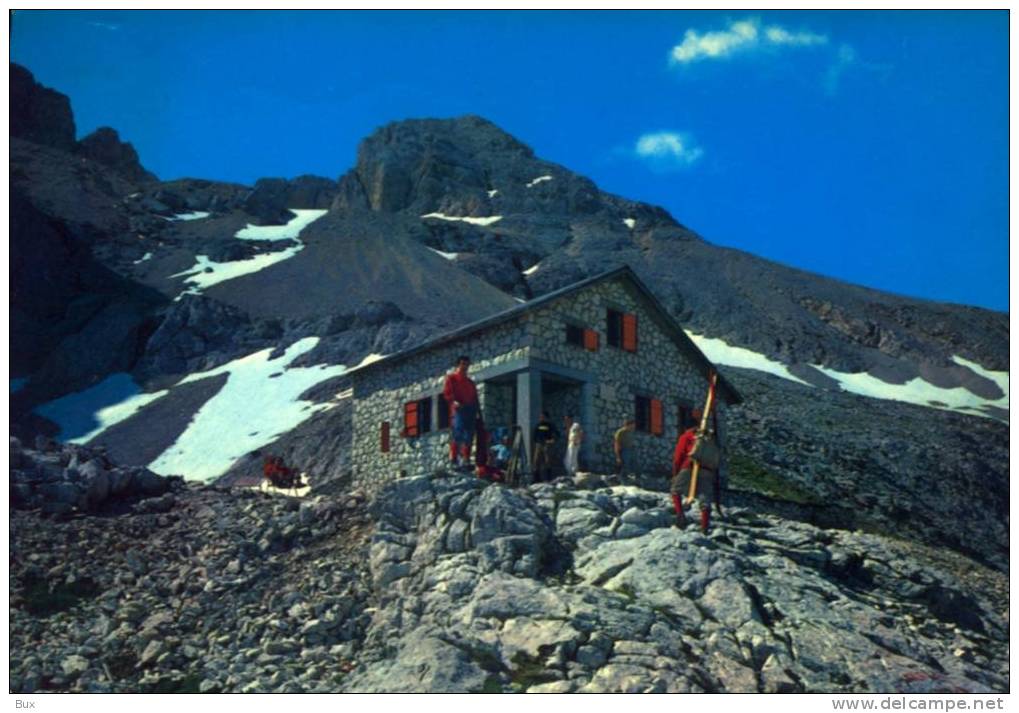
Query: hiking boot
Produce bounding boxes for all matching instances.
[673,512,687,529]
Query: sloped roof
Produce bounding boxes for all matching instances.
[347,265,741,405]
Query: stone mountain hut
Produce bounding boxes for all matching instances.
[345,266,741,486]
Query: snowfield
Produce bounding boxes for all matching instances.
[523,262,541,276]
[147,337,348,481]
[133,252,153,264]
[35,374,169,443]
[685,332,812,386]
[420,212,502,227]
[37,338,351,482]
[234,209,328,241]
[686,331,1008,420]
[813,357,1009,418]
[171,209,328,298]
[623,218,636,230]
[526,175,553,188]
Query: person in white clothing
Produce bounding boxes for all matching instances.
[564,414,584,476]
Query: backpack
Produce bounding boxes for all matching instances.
[691,435,721,471]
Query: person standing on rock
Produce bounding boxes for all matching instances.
[614,419,636,478]
[443,355,479,470]
[671,413,720,533]
[564,415,583,477]
[531,411,559,483]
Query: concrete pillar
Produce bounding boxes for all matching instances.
[516,370,541,470]
[580,381,596,471]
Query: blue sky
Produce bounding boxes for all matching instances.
[10,10,1008,311]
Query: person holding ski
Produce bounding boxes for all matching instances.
[671,411,721,533]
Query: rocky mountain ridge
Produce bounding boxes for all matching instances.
[8,440,1008,693]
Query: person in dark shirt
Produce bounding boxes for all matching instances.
[531,411,559,483]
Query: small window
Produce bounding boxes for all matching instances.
[380,421,391,453]
[418,396,433,434]
[607,309,623,348]
[404,397,433,437]
[635,395,650,432]
[565,323,584,347]
[437,394,451,429]
[583,329,599,352]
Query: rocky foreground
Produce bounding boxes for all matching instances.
[8,441,1009,693]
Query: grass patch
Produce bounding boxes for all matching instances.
[21,575,99,617]
[727,454,823,506]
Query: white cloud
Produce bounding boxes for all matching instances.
[670,17,828,65]
[633,131,704,170]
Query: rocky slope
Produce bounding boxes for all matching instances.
[9,446,1008,693]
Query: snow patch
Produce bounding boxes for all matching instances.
[334,388,354,401]
[171,211,210,221]
[515,297,526,303]
[255,479,311,498]
[487,189,499,198]
[951,355,1009,403]
[526,175,553,188]
[814,359,1009,419]
[148,337,348,481]
[523,262,541,276]
[623,218,636,230]
[685,332,812,387]
[170,209,328,297]
[171,247,304,293]
[420,213,502,227]
[235,209,328,241]
[34,374,169,443]
[133,252,153,265]
[353,353,387,369]
[428,247,460,260]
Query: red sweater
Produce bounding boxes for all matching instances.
[673,428,697,475]
[443,371,478,409]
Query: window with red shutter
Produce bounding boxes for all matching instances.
[403,401,419,437]
[650,399,663,436]
[380,421,390,453]
[622,313,638,352]
[583,328,599,351]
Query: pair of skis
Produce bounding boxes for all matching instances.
[685,370,718,506]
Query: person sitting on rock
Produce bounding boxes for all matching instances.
[443,355,478,470]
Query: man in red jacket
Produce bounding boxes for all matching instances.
[443,355,479,469]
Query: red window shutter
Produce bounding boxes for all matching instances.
[403,401,419,437]
[381,421,391,453]
[583,328,599,351]
[650,399,663,436]
[622,313,638,352]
